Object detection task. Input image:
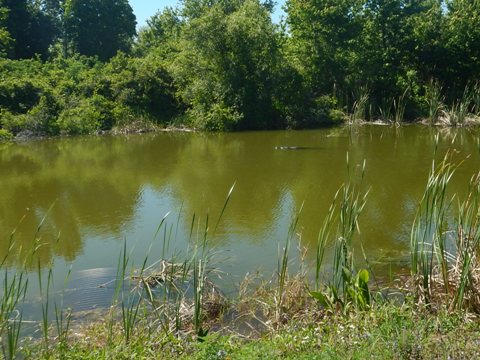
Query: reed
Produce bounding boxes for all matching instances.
[192,184,234,339]
[451,172,480,311]
[408,144,480,312]
[310,156,370,311]
[314,197,336,290]
[410,153,456,303]
[35,263,72,354]
[37,266,53,351]
[0,210,59,359]
[472,82,480,113]
[439,86,472,127]
[393,88,409,124]
[118,239,148,344]
[140,211,182,335]
[275,204,302,323]
[0,270,28,360]
[378,98,393,123]
[53,293,71,350]
[350,87,369,123]
[425,79,444,125]
[139,184,234,340]
[335,183,370,308]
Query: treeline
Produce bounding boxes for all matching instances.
[1,0,480,139]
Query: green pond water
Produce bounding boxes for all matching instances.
[0,125,479,316]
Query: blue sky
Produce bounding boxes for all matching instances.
[128,0,286,28]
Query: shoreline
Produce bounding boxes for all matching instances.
[2,117,480,145]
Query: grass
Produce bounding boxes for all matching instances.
[17,293,480,359]
[2,156,480,358]
[189,303,480,360]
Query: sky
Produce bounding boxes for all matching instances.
[128,0,286,28]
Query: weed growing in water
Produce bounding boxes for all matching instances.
[350,87,370,123]
[393,88,409,125]
[310,154,371,312]
[425,79,444,125]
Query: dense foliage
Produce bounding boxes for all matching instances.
[1,0,480,137]
[64,0,136,61]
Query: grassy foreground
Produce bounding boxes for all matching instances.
[19,290,480,359]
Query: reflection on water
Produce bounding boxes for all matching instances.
[1,126,480,307]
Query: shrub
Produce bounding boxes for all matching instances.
[0,79,42,114]
[57,98,102,135]
[103,53,179,123]
[0,110,28,135]
[26,93,61,135]
[193,103,243,131]
[0,128,13,141]
[304,95,346,127]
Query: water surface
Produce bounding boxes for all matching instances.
[1,125,479,314]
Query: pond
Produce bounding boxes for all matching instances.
[0,125,479,318]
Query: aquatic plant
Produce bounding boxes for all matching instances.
[0,270,28,360]
[452,172,480,311]
[350,87,370,123]
[378,97,393,123]
[425,79,444,126]
[410,143,480,312]
[276,204,302,324]
[393,88,409,125]
[410,152,456,304]
[310,155,370,311]
[472,81,480,116]
[439,86,472,127]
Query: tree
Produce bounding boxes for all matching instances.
[171,0,294,130]
[0,1,12,57]
[135,8,182,56]
[64,0,136,61]
[180,0,244,20]
[286,0,362,97]
[442,0,480,96]
[409,0,446,83]
[2,0,57,59]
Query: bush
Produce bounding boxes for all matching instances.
[57,98,102,135]
[192,103,243,131]
[0,110,28,135]
[296,95,347,128]
[0,79,42,114]
[0,128,13,141]
[111,104,137,127]
[102,53,179,123]
[329,108,348,123]
[26,93,61,135]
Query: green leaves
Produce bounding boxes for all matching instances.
[197,327,210,342]
[310,268,371,312]
[64,0,136,61]
[170,0,292,130]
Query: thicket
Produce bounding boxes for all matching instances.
[1,0,480,138]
